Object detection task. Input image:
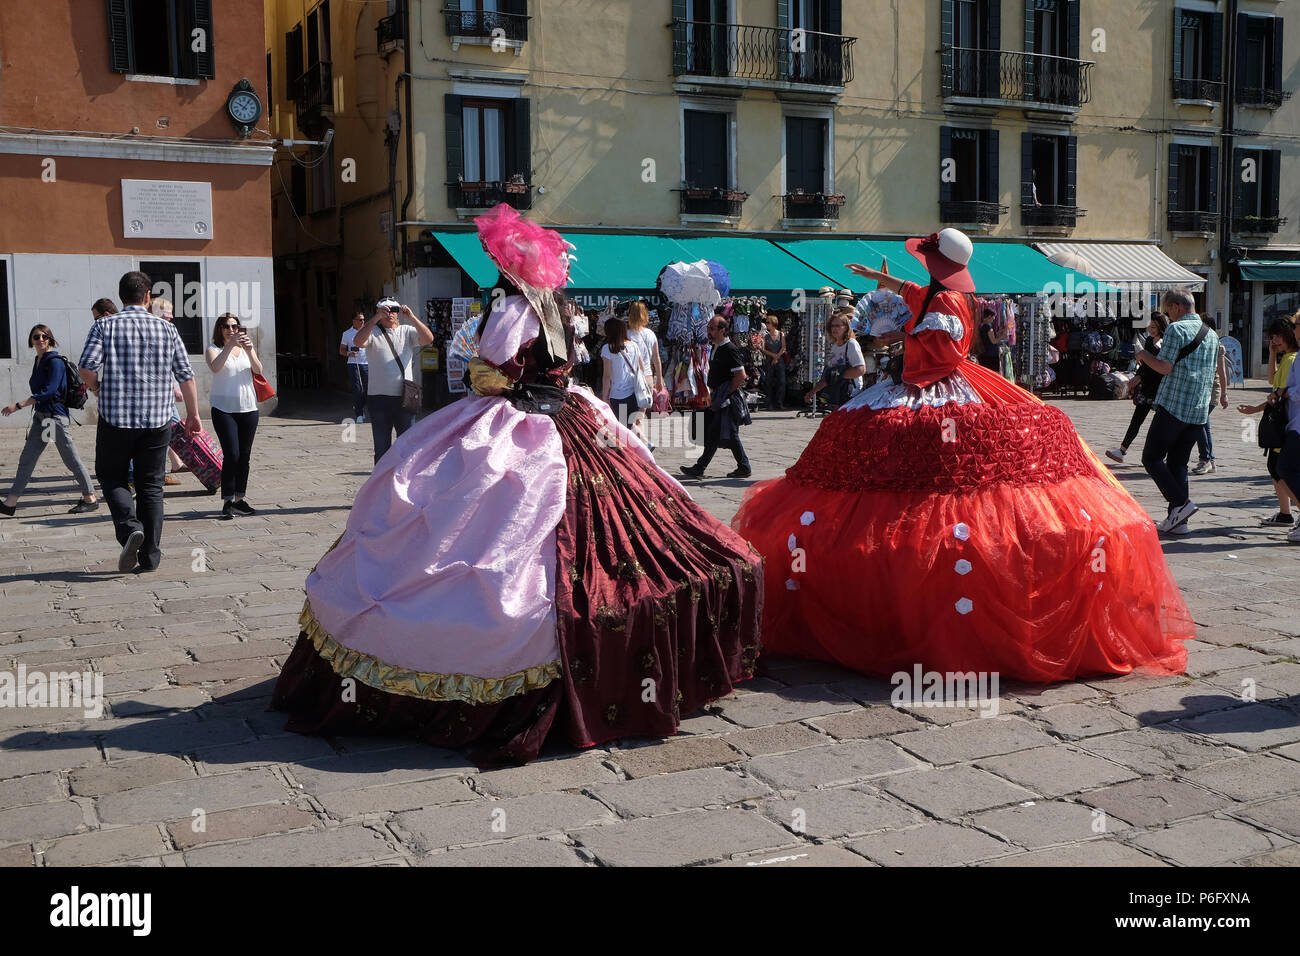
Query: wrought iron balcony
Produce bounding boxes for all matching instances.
[782,193,844,221]
[1232,215,1287,234]
[1022,204,1085,228]
[292,61,333,128]
[941,48,1093,108]
[1168,210,1221,233]
[450,179,532,212]
[678,186,748,218]
[1172,77,1224,102]
[1237,86,1293,109]
[378,12,405,48]
[940,200,1007,225]
[671,19,855,87]
[443,8,529,42]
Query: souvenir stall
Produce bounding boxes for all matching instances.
[658,259,724,409]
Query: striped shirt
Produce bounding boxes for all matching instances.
[79,305,195,429]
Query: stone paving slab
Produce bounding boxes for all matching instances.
[2,392,1298,864]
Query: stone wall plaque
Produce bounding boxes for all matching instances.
[121,180,214,240]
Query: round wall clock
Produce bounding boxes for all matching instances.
[226,78,263,138]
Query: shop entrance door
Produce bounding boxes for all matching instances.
[1229,283,1253,376]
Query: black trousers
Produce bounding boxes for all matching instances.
[95,420,170,571]
[1121,401,1153,450]
[693,406,750,471]
[210,408,259,500]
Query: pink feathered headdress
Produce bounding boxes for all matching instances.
[475,204,572,291]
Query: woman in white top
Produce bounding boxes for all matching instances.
[599,317,647,436]
[625,301,663,395]
[206,313,263,519]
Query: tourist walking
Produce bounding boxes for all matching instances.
[1107,311,1167,464]
[1,325,98,517]
[1138,289,1219,535]
[91,298,117,321]
[626,301,663,399]
[1238,318,1299,527]
[680,313,751,479]
[760,313,788,411]
[599,316,645,433]
[78,271,200,573]
[353,298,435,463]
[149,297,192,486]
[206,314,263,520]
[340,311,368,424]
[1190,317,1230,475]
[1273,343,1300,544]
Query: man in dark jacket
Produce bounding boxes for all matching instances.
[680,315,751,479]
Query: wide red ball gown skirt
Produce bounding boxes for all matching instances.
[732,361,1192,682]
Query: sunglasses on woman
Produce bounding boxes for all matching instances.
[31,333,50,341]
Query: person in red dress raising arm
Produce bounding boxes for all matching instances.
[731,228,1193,683]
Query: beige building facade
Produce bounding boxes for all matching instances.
[268,1,1300,378]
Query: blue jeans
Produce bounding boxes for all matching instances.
[347,364,368,421]
[368,394,415,464]
[1142,407,1202,510]
[1195,403,1215,461]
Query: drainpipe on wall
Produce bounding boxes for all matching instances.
[1220,0,1239,291]
[398,0,415,278]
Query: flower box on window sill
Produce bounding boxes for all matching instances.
[503,181,530,195]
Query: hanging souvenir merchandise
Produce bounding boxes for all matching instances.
[732,228,1192,685]
[659,261,728,409]
[274,205,764,765]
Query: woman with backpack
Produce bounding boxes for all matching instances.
[0,324,98,517]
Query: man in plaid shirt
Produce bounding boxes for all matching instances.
[79,271,201,573]
[1137,288,1219,535]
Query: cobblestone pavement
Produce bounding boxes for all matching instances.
[1,383,1298,868]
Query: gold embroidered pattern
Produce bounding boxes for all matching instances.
[639,650,656,672]
[595,604,626,631]
[298,600,561,704]
[604,703,621,725]
[616,558,646,581]
[710,563,733,588]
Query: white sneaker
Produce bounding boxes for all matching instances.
[1166,521,1192,535]
[1105,447,1126,463]
[1287,525,1300,544]
[1157,500,1199,533]
[1190,459,1215,475]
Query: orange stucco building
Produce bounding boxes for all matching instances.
[0,0,275,419]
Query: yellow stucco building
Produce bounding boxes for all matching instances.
[265,1,1300,378]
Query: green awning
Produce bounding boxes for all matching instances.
[1239,260,1300,282]
[430,231,842,308]
[672,236,840,306]
[429,231,498,288]
[775,238,1117,296]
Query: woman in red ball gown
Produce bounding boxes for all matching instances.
[732,229,1192,682]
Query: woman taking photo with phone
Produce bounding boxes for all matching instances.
[206,313,262,520]
[1,325,98,517]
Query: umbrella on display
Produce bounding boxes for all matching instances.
[705,260,731,298]
[657,260,720,306]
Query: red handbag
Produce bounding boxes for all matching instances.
[253,373,276,401]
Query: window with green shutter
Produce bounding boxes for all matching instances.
[106,0,215,80]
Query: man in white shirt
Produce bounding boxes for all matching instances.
[352,298,435,463]
[339,312,368,424]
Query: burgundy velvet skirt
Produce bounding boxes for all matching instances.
[272,395,763,766]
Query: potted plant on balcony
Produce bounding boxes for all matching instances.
[458,177,486,193]
[504,174,529,195]
[684,185,713,200]
[724,189,749,202]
